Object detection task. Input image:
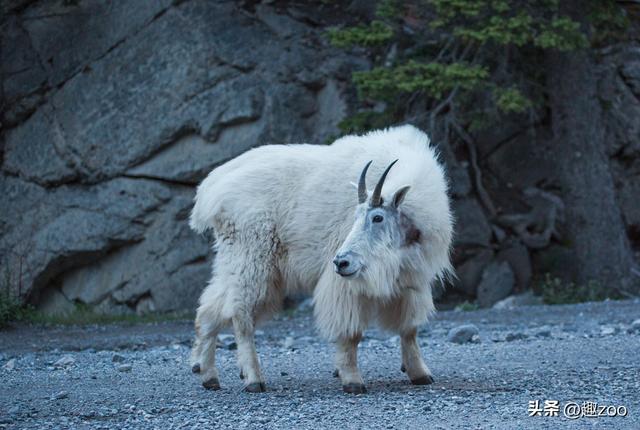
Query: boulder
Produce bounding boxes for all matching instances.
[453,249,494,296]
[451,198,492,247]
[496,240,532,291]
[476,261,515,308]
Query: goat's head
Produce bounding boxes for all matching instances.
[333,160,421,280]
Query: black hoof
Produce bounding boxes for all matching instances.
[202,377,221,390]
[400,364,406,373]
[411,374,434,385]
[333,369,339,378]
[244,382,266,393]
[239,370,244,379]
[191,363,201,374]
[342,383,367,394]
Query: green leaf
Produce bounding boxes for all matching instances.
[327,21,394,48]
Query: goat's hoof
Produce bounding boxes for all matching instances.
[400,364,406,373]
[239,370,244,379]
[342,383,367,394]
[202,377,221,390]
[191,363,201,374]
[244,382,266,393]
[411,374,434,385]
[332,369,339,378]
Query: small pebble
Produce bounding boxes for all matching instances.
[536,329,551,338]
[117,364,133,372]
[54,355,75,367]
[447,324,480,344]
[112,353,126,363]
[600,326,617,336]
[283,336,295,350]
[53,391,69,400]
[3,358,16,371]
[505,332,528,342]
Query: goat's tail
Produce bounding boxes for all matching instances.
[190,171,223,233]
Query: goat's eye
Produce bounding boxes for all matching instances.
[372,214,384,223]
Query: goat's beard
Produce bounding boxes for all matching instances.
[345,246,403,300]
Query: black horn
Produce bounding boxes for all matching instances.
[371,159,398,207]
[358,161,372,204]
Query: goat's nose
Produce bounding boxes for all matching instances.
[333,252,353,270]
[333,257,350,270]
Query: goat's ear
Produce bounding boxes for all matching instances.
[391,185,411,208]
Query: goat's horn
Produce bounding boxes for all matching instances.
[358,161,372,204]
[371,159,398,207]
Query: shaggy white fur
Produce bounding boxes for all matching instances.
[189,124,453,393]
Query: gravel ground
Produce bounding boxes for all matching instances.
[1,300,639,429]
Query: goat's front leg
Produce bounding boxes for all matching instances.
[400,327,434,385]
[335,333,366,394]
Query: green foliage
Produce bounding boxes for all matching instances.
[354,61,489,101]
[0,288,30,328]
[327,20,394,48]
[0,266,28,328]
[431,1,587,51]
[328,0,596,133]
[534,17,588,50]
[452,12,535,46]
[327,0,616,138]
[429,0,487,22]
[455,301,479,311]
[493,86,532,113]
[539,273,617,305]
[337,110,397,134]
[589,0,630,45]
[376,0,401,19]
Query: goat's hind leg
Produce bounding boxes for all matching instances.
[231,266,281,393]
[233,313,266,392]
[192,282,230,390]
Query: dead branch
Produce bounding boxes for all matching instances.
[451,121,497,218]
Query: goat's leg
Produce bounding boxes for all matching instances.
[190,328,203,374]
[233,314,265,392]
[199,332,221,390]
[400,327,434,385]
[195,311,227,390]
[335,333,366,394]
[192,281,230,390]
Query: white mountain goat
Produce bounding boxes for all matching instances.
[189,125,453,393]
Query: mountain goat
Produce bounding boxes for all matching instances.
[189,125,453,394]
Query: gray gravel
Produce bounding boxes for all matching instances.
[1,300,639,429]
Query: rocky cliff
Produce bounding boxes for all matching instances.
[1,0,365,314]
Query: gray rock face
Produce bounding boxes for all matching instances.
[453,249,493,296]
[451,198,492,247]
[0,1,361,314]
[496,240,531,290]
[476,261,515,308]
